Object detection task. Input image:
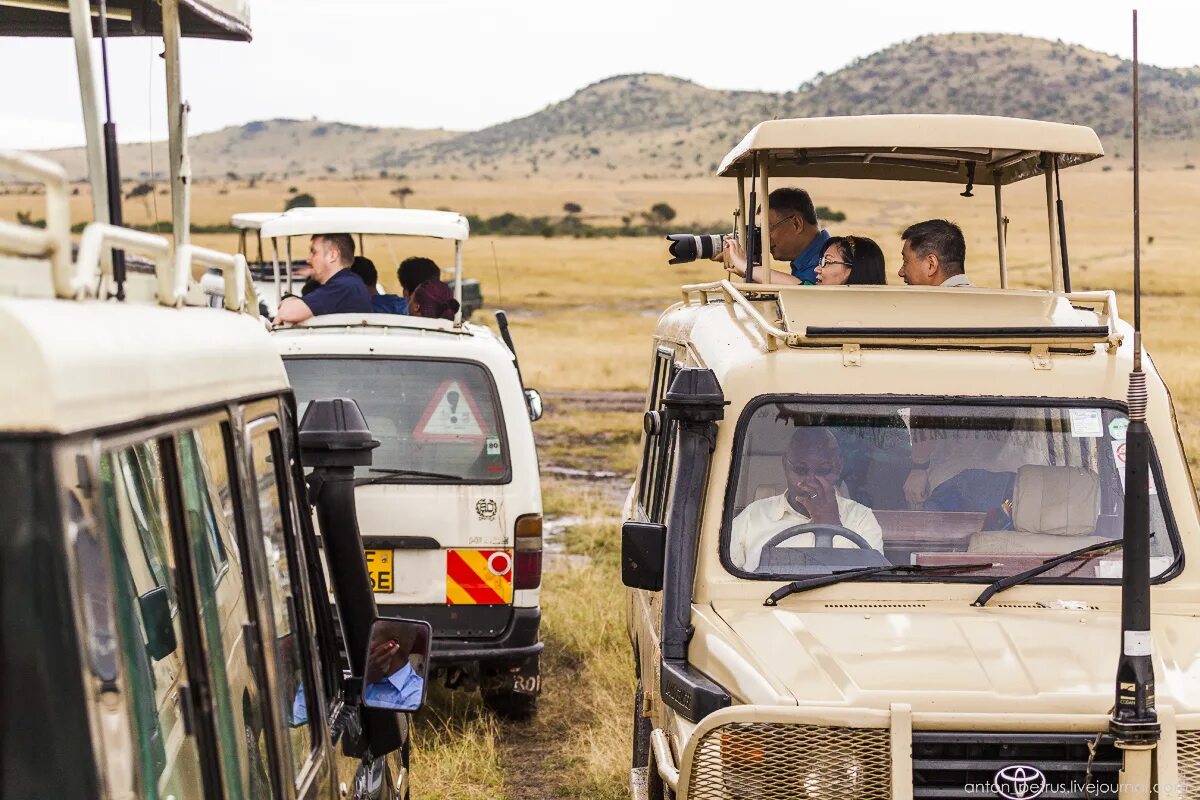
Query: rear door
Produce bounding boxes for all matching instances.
[284,356,515,638]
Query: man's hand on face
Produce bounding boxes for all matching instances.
[368,639,403,678]
[797,474,841,524]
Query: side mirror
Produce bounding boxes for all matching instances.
[524,388,543,422]
[361,617,433,712]
[622,521,666,591]
[139,586,176,661]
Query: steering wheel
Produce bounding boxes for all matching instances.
[760,523,875,551]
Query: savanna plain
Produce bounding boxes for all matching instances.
[3,165,1197,799]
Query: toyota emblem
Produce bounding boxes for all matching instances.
[993,765,1047,800]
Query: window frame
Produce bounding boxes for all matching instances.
[718,393,1185,585]
[281,354,514,485]
[243,411,328,793]
[637,347,680,521]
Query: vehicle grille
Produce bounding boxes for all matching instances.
[911,732,1122,799]
[686,722,890,799]
[1177,730,1200,796]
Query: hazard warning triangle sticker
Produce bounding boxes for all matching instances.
[414,379,489,441]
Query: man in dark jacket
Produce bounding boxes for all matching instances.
[273,233,372,324]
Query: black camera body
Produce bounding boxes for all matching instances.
[666,226,762,267]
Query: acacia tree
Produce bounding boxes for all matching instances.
[391,186,414,208]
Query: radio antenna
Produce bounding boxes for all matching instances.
[1110,7,1159,752]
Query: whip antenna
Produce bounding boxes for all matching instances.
[1110,7,1159,750]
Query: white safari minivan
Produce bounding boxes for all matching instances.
[262,208,546,719]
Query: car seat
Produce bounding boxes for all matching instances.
[967,465,1104,554]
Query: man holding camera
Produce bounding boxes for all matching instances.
[717,187,830,285]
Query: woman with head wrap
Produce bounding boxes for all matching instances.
[409,279,461,321]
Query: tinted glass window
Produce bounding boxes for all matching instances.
[248,423,317,783]
[726,401,1178,581]
[284,357,509,482]
[100,441,204,800]
[178,426,273,798]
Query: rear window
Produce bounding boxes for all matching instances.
[285,357,510,483]
[723,398,1180,582]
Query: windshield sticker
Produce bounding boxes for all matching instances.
[414,379,489,442]
[486,435,501,456]
[1068,408,1104,438]
[1111,440,1158,494]
[1108,418,1130,441]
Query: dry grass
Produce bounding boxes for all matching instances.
[4,165,1196,799]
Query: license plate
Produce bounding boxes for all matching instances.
[364,549,393,593]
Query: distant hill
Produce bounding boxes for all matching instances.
[25,33,1200,181]
[36,118,459,182]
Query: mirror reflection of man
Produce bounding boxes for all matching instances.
[731,428,883,571]
[363,630,426,711]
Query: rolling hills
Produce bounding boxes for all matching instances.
[27,32,1200,182]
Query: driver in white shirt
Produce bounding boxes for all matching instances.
[731,428,883,572]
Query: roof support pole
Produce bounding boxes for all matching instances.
[1045,164,1063,292]
[453,240,463,326]
[286,236,294,294]
[994,178,1008,289]
[67,0,110,227]
[162,0,190,249]
[736,176,746,250]
[759,160,770,285]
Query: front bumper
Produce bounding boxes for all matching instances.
[662,704,1197,800]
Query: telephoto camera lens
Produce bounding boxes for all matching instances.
[665,233,726,265]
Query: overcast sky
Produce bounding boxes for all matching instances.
[2,0,1197,150]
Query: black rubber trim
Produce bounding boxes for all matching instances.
[362,536,440,550]
[660,658,731,723]
[396,606,543,664]
[803,325,1110,339]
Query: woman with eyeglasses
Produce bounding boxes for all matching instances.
[814,235,887,285]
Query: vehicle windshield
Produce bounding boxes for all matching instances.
[723,400,1178,582]
[284,357,510,483]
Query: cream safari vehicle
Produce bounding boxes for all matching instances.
[1,2,429,798]
[257,207,546,719]
[623,114,1199,800]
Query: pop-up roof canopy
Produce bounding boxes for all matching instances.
[259,208,471,242]
[230,211,281,231]
[0,0,251,40]
[717,114,1104,185]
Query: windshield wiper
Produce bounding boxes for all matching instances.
[355,468,465,485]
[972,538,1124,607]
[764,562,997,607]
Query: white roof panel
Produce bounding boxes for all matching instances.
[717,114,1104,185]
[0,297,287,434]
[230,211,282,231]
[259,208,470,241]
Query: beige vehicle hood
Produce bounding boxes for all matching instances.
[711,600,1200,716]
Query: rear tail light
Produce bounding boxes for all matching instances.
[514,513,542,590]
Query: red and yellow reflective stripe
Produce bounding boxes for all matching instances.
[446,549,513,605]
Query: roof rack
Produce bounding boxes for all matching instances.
[679,280,1123,354]
[1,149,257,315]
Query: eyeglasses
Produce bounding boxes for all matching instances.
[768,215,798,233]
[818,254,854,269]
[783,458,839,479]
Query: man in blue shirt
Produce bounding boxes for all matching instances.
[350,256,408,314]
[273,233,372,324]
[717,187,831,285]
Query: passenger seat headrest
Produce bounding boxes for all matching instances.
[1012,465,1100,536]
